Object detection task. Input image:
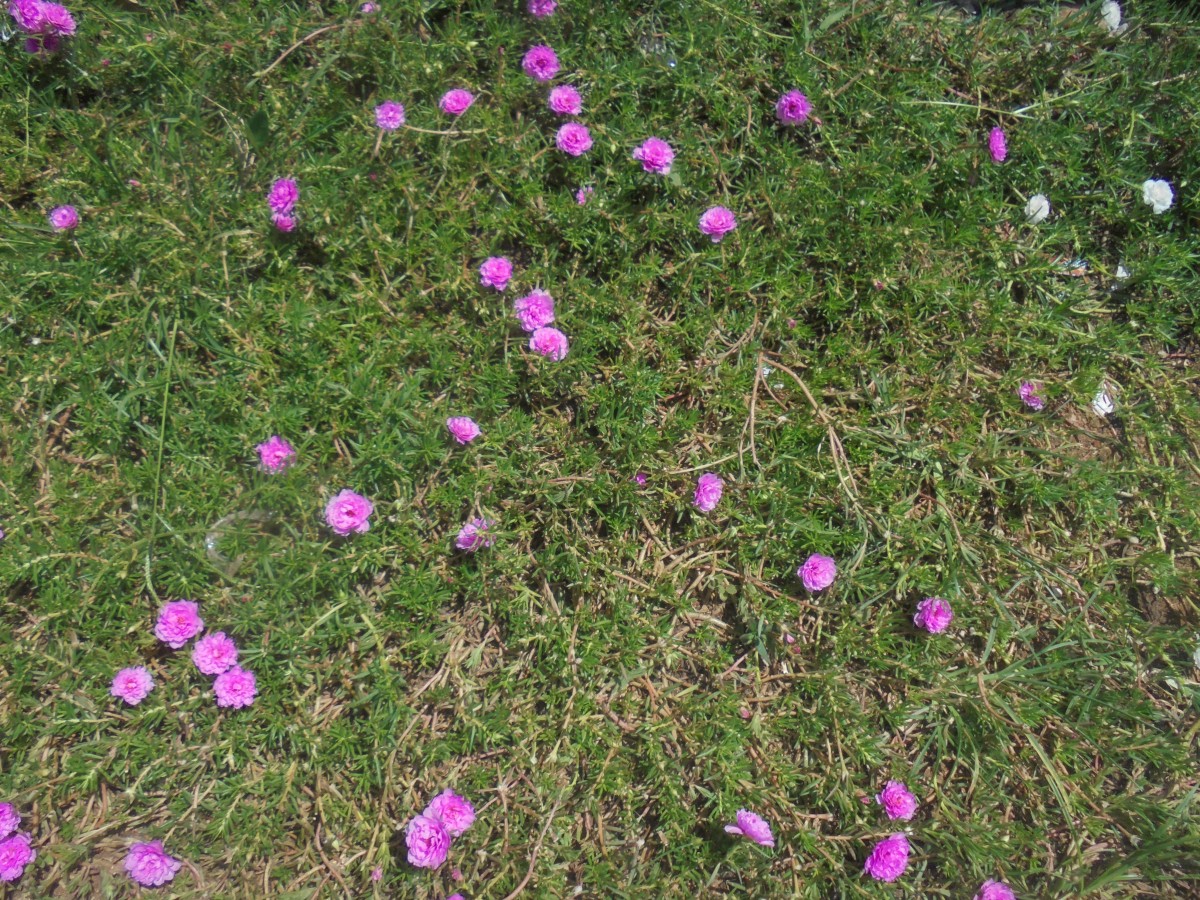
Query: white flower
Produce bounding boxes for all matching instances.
[1142,179,1174,215]
[1025,194,1051,225]
[1116,264,1130,280]
[1091,388,1115,417]
[1100,0,1122,32]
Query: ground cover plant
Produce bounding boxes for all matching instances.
[2,0,1199,896]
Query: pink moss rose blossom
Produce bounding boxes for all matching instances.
[698,206,737,242]
[798,554,836,592]
[913,597,954,633]
[110,666,155,705]
[775,90,812,125]
[522,44,559,82]
[256,435,295,473]
[375,101,406,131]
[192,632,239,676]
[267,178,298,213]
[548,85,582,116]
[154,601,203,649]
[513,290,555,332]
[325,489,373,535]
[0,805,20,840]
[479,256,513,291]
[555,122,592,157]
[424,789,476,837]
[455,517,494,552]
[0,833,35,883]
[124,840,181,888]
[693,473,723,513]
[446,417,482,444]
[48,205,79,231]
[439,89,475,116]
[864,833,910,882]
[213,665,257,709]
[875,781,918,820]
[724,809,774,847]
[527,0,556,16]
[529,326,569,360]
[405,814,450,869]
[989,127,1008,163]
[1018,380,1045,411]
[975,880,1017,900]
[632,137,674,175]
[575,185,594,205]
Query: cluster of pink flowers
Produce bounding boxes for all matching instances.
[0,804,35,884]
[267,177,299,232]
[724,809,774,847]
[405,789,476,869]
[8,0,76,54]
[125,840,182,887]
[144,601,256,709]
[256,435,296,473]
[325,489,374,535]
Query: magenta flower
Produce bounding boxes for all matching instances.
[325,489,374,535]
[989,127,1008,163]
[864,833,910,882]
[267,178,299,214]
[527,0,556,16]
[455,517,494,552]
[0,833,35,883]
[48,204,78,232]
[776,90,812,126]
[8,0,44,31]
[575,185,594,205]
[446,416,482,445]
[479,256,513,292]
[213,665,257,709]
[424,789,476,838]
[875,781,918,821]
[698,206,737,242]
[9,0,74,36]
[256,435,296,473]
[913,597,954,633]
[0,805,20,840]
[154,601,203,649]
[39,1,73,34]
[633,472,647,486]
[632,137,675,175]
[522,44,560,82]
[693,473,723,513]
[529,326,569,361]
[513,289,555,331]
[370,866,383,880]
[360,2,377,12]
[797,554,836,592]
[975,880,1017,900]
[192,632,239,676]
[555,122,593,157]
[375,100,406,131]
[271,211,297,232]
[1018,380,1044,411]
[439,89,475,116]
[405,814,450,869]
[724,809,774,847]
[110,666,155,706]
[548,85,582,116]
[124,840,181,888]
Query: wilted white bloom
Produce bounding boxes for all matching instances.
[1100,0,1122,32]
[1116,264,1130,280]
[1091,387,1115,417]
[1142,179,1174,215]
[1025,194,1051,225]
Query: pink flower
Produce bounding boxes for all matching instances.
[914,597,954,633]
[124,840,181,887]
[267,178,298,213]
[325,489,374,535]
[213,665,257,709]
[479,256,513,292]
[1018,380,1044,411]
[798,554,836,592]
[548,85,582,116]
[405,814,450,869]
[529,326,569,360]
[192,632,239,676]
[0,805,19,840]
[875,781,918,821]
[864,833,910,882]
[370,866,382,881]
[988,127,1008,163]
[9,0,74,35]
[555,122,592,157]
[522,44,560,82]
[446,416,482,444]
[424,789,476,838]
[455,517,494,552]
[776,90,812,126]
[154,600,203,649]
[446,895,465,900]
[0,833,35,883]
[40,1,73,34]
[440,89,475,116]
[271,211,297,232]
[527,0,556,16]
[8,0,44,32]
[693,473,723,513]
[48,204,78,231]
[698,206,737,242]
[633,472,647,486]
[513,289,555,331]
[110,666,155,705]
[575,185,594,205]
[360,2,377,12]
[975,880,1017,900]
[632,137,674,175]
[256,435,296,473]
[723,809,774,847]
[375,100,406,131]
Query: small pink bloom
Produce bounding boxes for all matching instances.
[256,435,296,473]
[527,0,556,16]
[439,89,475,116]
[529,326,569,361]
[988,127,1008,163]
[975,880,1017,900]
[913,597,954,633]
[124,840,181,887]
[575,185,594,205]
[724,809,774,847]
[375,100,406,131]
[479,256,513,292]
[446,416,482,444]
[424,789,476,838]
[110,666,155,705]
[446,895,465,900]
[370,866,382,881]
[798,554,836,592]
[522,44,560,82]
[776,89,812,126]
[267,178,299,213]
[783,632,796,645]
[213,665,257,709]
[548,85,582,116]
[555,122,592,157]
[360,2,377,12]
[875,781,918,821]
[405,814,450,869]
[864,833,910,882]
[633,472,647,486]
[632,137,674,175]
[513,289,555,332]
[693,473,723,513]
[271,211,297,232]
[154,600,203,649]
[698,206,736,242]
[0,833,35,883]
[48,205,78,231]
[192,632,239,676]
[325,489,374,535]
[455,517,494,552]
[1018,380,1044,411]
[0,805,20,840]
